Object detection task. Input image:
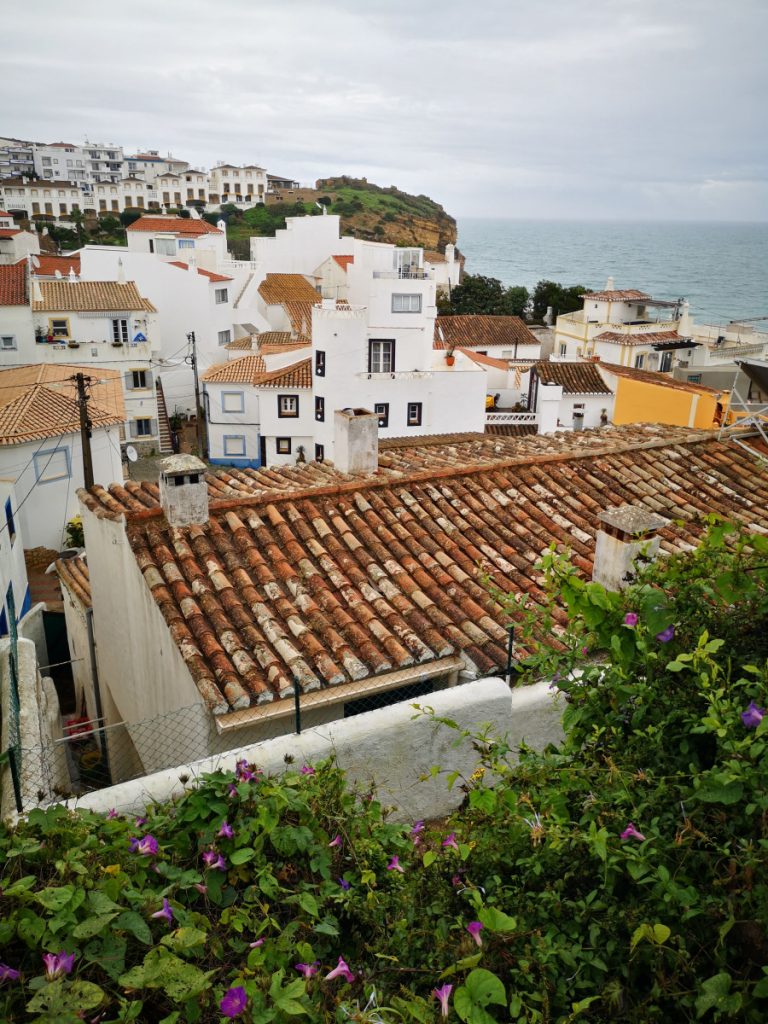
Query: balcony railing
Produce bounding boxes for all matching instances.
[357,370,434,380]
[486,412,538,425]
[372,269,432,280]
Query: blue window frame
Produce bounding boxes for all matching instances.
[221,391,245,413]
[33,446,71,483]
[177,238,195,249]
[223,435,246,457]
[4,498,15,544]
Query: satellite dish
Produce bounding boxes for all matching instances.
[125,445,138,463]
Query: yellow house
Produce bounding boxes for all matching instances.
[598,363,724,429]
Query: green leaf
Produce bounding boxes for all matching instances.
[36,885,76,911]
[439,954,483,980]
[87,891,123,915]
[230,847,255,865]
[115,910,152,945]
[72,912,119,939]
[160,927,208,954]
[571,995,601,1014]
[27,979,105,1015]
[454,968,507,1023]
[298,892,319,917]
[2,875,37,896]
[478,907,517,933]
[423,851,437,868]
[695,782,744,805]
[314,916,340,937]
[695,972,742,1018]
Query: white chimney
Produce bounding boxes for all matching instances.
[592,506,666,592]
[445,243,455,264]
[605,276,615,290]
[159,455,209,527]
[678,299,692,336]
[536,382,563,434]
[544,305,554,326]
[333,408,379,474]
[116,257,126,284]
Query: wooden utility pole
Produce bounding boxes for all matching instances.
[73,372,94,489]
[186,331,207,459]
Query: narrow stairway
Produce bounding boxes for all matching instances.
[155,377,174,454]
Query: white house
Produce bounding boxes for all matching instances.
[124,151,189,184]
[0,479,31,634]
[202,355,266,469]
[434,314,542,362]
[0,178,85,220]
[527,361,615,432]
[125,214,227,269]
[0,364,125,549]
[208,164,267,208]
[0,210,39,265]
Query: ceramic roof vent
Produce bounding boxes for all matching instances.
[159,454,209,527]
[592,505,667,592]
[334,407,379,475]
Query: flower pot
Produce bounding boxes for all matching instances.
[67,341,80,349]
[445,355,455,366]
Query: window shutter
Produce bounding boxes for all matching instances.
[145,369,154,389]
[150,419,158,436]
[129,421,138,438]
[124,371,134,390]
[391,340,396,373]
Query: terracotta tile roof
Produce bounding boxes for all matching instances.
[30,254,81,277]
[55,556,91,608]
[0,262,27,305]
[202,354,267,384]
[533,361,613,395]
[581,290,651,302]
[484,423,538,437]
[460,349,509,370]
[225,337,256,351]
[256,332,293,347]
[86,425,768,715]
[126,216,222,235]
[262,342,312,357]
[435,315,538,350]
[595,331,683,347]
[32,280,156,313]
[599,362,722,395]
[256,358,312,389]
[258,274,320,305]
[283,301,315,342]
[331,255,354,270]
[0,364,125,445]
[0,228,21,238]
[168,261,233,283]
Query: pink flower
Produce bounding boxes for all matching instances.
[325,956,355,983]
[135,816,147,827]
[151,898,173,924]
[129,834,158,856]
[300,764,316,776]
[193,882,208,895]
[202,849,227,871]
[249,939,265,948]
[106,808,118,820]
[655,625,675,643]
[581,646,589,656]
[451,874,463,887]
[466,921,484,947]
[220,985,248,1018]
[227,783,238,798]
[328,834,343,849]
[218,821,234,840]
[442,832,459,851]
[741,701,765,729]
[620,823,646,842]
[433,983,453,1017]
[410,820,425,837]
[295,960,320,978]
[43,951,75,980]
[386,856,404,873]
[623,612,639,627]
[0,964,20,982]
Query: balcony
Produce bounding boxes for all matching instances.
[357,370,434,380]
[372,269,432,280]
[486,412,538,426]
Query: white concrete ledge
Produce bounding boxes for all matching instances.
[51,677,566,823]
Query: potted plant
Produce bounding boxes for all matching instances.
[445,346,456,367]
[67,339,80,349]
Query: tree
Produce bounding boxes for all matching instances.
[444,274,530,318]
[531,279,587,321]
[119,209,143,228]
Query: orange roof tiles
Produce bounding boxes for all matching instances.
[331,255,354,270]
[435,315,538,350]
[256,332,293,347]
[55,556,91,608]
[202,354,267,384]
[594,331,684,347]
[599,362,722,395]
[256,358,312,389]
[0,263,27,305]
[126,216,222,235]
[32,280,156,313]
[460,349,510,370]
[258,274,320,305]
[581,289,651,302]
[84,425,768,715]
[533,361,613,395]
[283,301,315,342]
[31,254,81,277]
[168,261,233,283]
[0,228,21,238]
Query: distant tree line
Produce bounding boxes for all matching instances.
[438,273,588,322]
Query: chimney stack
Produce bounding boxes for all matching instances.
[592,506,666,592]
[159,455,209,527]
[333,408,379,474]
[536,382,563,434]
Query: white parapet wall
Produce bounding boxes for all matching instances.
[51,677,566,823]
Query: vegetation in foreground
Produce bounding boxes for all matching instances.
[0,520,767,1022]
[437,274,587,322]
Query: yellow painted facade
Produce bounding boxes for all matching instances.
[612,377,719,429]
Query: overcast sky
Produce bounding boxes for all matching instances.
[3,0,766,222]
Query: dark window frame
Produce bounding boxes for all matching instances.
[315,395,325,421]
[406,401,422,427]
[368,338,396,374]
[315,443,325,463]
[276,437,292,454]
[278,394,299,418]
[315,350,326,377]
[374,402,389,428]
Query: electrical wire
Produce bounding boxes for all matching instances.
[0,428,70,540]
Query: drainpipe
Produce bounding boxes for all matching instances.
[86,608,112,786]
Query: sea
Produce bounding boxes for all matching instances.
[456,219,768,325]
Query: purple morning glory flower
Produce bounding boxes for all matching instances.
[328,834,343,849]
[433,983,453,1017]
[442,832,459,851]
[227,783,238,798]
[581,645,589,656]
[202,849,227,871]
[43,951,75,980]
[218,821,234,840]
[249,938,265,948]
[386,856,405,873]
[410,820,424,844]
[106,808,118,820]
[151,898,173,924]
[300,764,316,776]
[741,701,765,729]
[620,822,646,842]
[338,877,351,891]
[220,985,248,1018]
[129,834,158,856]
[655,625,675,643]
[295,960,320,978]
[466,921,484,947]
[0,964,20,982]
[235,759,260,783]
[135,816,147,827]
[325,956,355,983]
[193,882,208,895]
[624,612,639,627]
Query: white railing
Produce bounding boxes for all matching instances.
[486,412,538,424]
[357,370,434,380]
[220,258,260,272]
[372,270,432,280]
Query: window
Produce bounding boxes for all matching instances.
[4,498,15,544]
[1,335,16,350]
[215,288,228,304]
[131,369,147,389]
[59,203,67,214]
[634,354,645,369]
[315,396,325,421]
[155,237,175,256]
[407,402,422,426]
[315,350,325,377]
[392,293,422,313]
[315,443,324,463]
[276,437,292,455]
[687,374,702,384]
[111,200,119,211]
[33,446,71,483]
[99,199,107,211]
[222,391,245,413]
[49,318,70,338]
[218,330,231,346]
[111,319,128,344]
[278,394,299,418]
[369,339,395,374]
[375,402,389,428]
[223,435,246,457]
[659,352,673,373]
[559,343,568,356]
[178,238,194,249]
[133,418,153,436]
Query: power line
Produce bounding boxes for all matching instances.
[0,429,70,540]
